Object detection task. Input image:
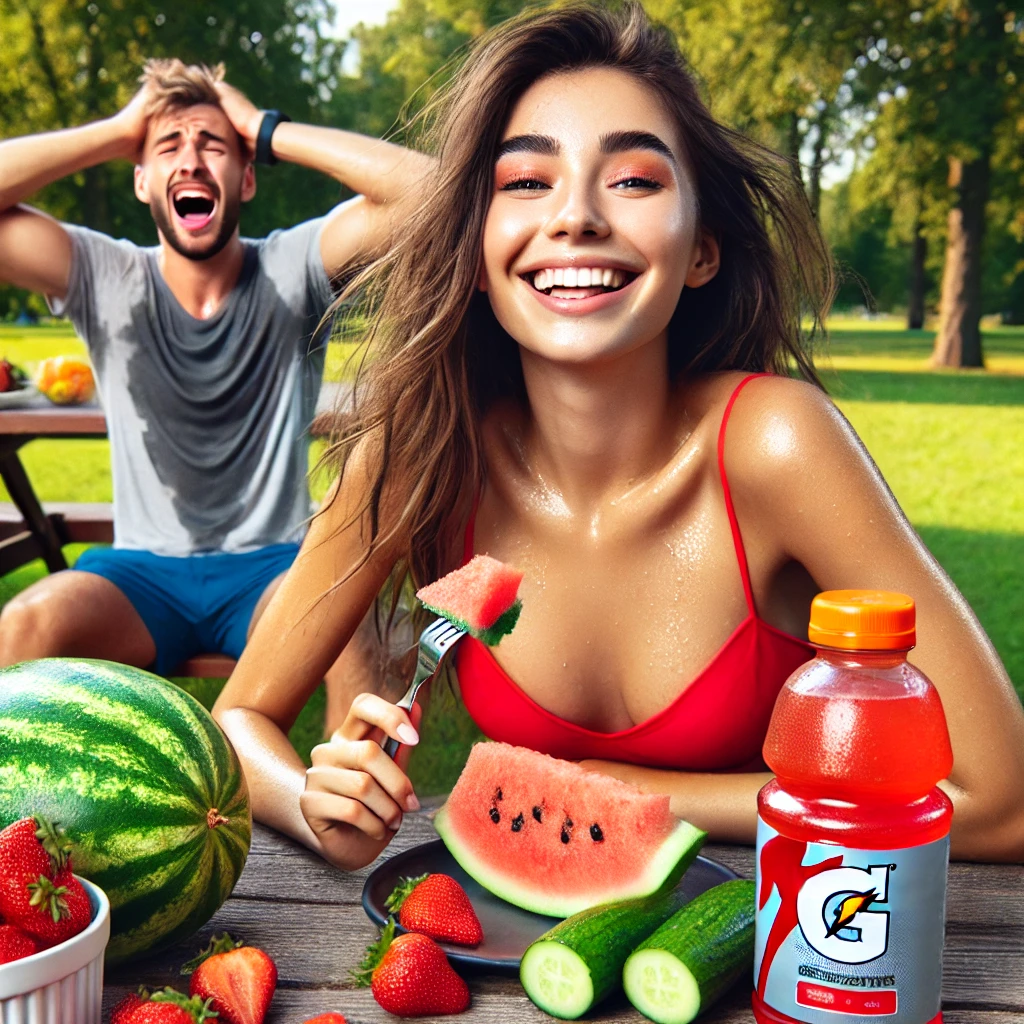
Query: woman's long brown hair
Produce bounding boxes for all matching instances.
[319,0,834,598]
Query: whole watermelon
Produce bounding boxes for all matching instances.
[0,658,251,964]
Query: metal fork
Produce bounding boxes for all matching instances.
[382,617,465,759]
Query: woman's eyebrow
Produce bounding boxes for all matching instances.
[600,130,675,161]
[497,134,560,158]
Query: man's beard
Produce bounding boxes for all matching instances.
[150,192,241,262]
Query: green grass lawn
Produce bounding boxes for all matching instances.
[1,320,1021,792]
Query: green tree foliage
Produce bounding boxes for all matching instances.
[2,0,1022,342]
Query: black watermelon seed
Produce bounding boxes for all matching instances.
[560,828,571,844]
[564,817,573,829]
[489,807,501,824]
[495,788,503,801]
[590,824,604,842]
[532,806,543,822]
[511,813,524,832]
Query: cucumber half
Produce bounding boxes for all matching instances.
[520,940,595,1020]
[622,879,755,1024]
[623,949,702,1024]
[519,824,707,1020]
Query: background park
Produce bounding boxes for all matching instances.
[0,0,1021,791]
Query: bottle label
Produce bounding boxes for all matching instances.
[754,816,949,1024]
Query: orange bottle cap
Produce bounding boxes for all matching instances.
[808,590,916,651]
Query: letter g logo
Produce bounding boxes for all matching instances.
[796,864,891,964]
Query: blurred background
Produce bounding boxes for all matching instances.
[2,0,1022,348]
[0,0,1021,782]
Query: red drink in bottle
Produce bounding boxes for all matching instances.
[753,591,953,1024]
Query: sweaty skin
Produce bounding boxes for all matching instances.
[214,67,1024,868]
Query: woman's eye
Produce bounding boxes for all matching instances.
[500,177,550,192]
[613,176,662,190]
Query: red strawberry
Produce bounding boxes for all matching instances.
[303,1016,349,1024]
[354,918,470,1016]
[110,992,147,1024]
[19,868,92,945]
[0,815,90,944]
[118,988,217,1024]
[185,933,277,1024]
[0,922,40,964]
[0,816,70,915]
[385,873,483,947]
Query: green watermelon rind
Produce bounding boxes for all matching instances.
[434,805,706,918]
[0,658,251,965]
[422,597,522,646]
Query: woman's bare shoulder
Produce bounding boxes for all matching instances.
[716,372,863,484]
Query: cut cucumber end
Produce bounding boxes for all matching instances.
[623,948,701,1024]
[520,940,595,1020]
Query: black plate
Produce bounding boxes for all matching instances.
[362,838,738,970]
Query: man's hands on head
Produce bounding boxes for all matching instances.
[215,82,263,159]
[110,84,156,162]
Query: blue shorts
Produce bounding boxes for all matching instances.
[73,543,300,675]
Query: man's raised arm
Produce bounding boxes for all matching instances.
[215,83,436,278]
[0,90,150,300]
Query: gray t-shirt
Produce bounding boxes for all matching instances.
[49,220,334,556]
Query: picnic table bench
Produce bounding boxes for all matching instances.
[102,813,1024,1024]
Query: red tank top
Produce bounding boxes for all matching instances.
[453,373,813,772]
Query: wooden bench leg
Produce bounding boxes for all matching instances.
[0,441,66,573]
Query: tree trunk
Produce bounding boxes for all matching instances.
[933,154,990,368]
[907,212,927,330]
[807,116,827,222]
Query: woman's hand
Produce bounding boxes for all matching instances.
[300,692,423,871]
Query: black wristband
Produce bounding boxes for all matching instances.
[255,110,291,165]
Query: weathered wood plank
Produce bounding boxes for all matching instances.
[104,968,755,1023]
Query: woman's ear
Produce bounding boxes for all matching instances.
[685,228,720,289]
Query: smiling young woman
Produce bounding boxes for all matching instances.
[213,1,1024,868]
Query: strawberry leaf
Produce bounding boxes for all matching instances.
[384,873,429,915]
[33,815,72,872]
[27,874,69,923]
[149,988,220,1022]
[181,932,244,975]
[351,917,396,987]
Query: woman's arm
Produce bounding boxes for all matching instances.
[212,453,421,869]
[591,376,1024,862]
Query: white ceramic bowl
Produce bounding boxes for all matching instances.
[0,876,110,1023]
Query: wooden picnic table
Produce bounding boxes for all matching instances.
[0,400,107,573]
[102,814,1024,1024]
[0,382,348,576]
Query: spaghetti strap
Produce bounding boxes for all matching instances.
[717,373,773,616]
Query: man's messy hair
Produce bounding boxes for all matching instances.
[139,58,225,120]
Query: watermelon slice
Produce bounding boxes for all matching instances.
[434,743,706,918]
[416,555,523,645]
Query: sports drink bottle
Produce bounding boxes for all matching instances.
[753,590,953,1024]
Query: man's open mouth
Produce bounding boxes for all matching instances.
[171,189,217,230]
[527,267,636,299]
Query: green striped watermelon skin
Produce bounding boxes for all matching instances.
[0,658,251,964]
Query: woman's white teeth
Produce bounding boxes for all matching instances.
[531,268,626,292]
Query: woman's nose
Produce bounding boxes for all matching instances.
[544,182,610,241]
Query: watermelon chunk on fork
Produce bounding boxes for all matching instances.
[416,555,523,646]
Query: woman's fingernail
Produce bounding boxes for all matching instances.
[406,793,421,812]
[397,723,419,745]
